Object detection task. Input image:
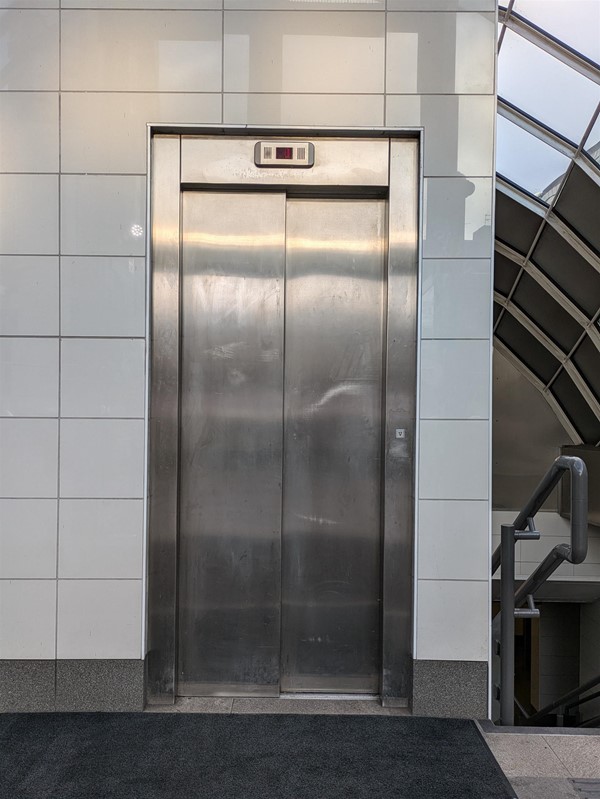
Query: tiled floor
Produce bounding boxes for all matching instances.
[484,730,600,799]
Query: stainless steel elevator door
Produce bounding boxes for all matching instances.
[178,191,385,697]
[281,199,385,693]
[178,191,286,696]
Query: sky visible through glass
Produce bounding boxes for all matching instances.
[497,0,600,202]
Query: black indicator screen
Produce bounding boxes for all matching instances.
[276,147,294,160]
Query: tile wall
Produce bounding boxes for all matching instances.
[0,2,496,677]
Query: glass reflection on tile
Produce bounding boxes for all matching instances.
[387,12,495,94]
[224,11,385,94]
[61,11,222,92]
[423,177,493,259]
[386,94,494,176]
[226,0,384,9]
[61,93,222,175]
[421,259,491,339]
[224,93,383,126]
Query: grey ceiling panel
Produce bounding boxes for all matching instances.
[495,190,543,255]
[495,312,561,384]
[554,164,600,254]
[572,334,600,399]
[530,225,600,318]
[494,251,521,295]
[511,272,585,353]
[551,371,600,444]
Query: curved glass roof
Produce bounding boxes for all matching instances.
[495,2,600,445]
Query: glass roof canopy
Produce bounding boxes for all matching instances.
[495,2,600,445]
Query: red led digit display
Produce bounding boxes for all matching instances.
[276,147,294,160]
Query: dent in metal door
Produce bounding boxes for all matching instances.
[177,191,285,696]
[281,198,386,693]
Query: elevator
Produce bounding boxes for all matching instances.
[148,131,419,704]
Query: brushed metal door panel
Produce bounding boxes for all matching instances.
[177,191,285,696]
[281,198,385,693]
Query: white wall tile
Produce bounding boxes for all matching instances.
[57,579,142,658]
[520,534,569,564]
[0,10,59,89]
[386,94,495,176]
[226,0,383,9]
[417,579,488,660]
[61,257,145,338]
[0,257,59,336]
[0,175,58,255]
[61,175,146,257]
[388,1,494,10]
[61,93,221,174]
[61,339,145,419]
[224,12,385,93]
[63,0,218,6]
[418,499,488,580]
[60,419,144,498]
[0,338,59,418]
[0,580,56,658]
[419,420,489,499]
[0,499,57,578]
[224,93,384,127]
[518,561,574,579]
[58,499,143,579]
[421,259,491,339]
[0,419,58,498]
[0,1,57,6]
[387,12,495,94]
[61,11,222,91]
[423,177,493,259]
[420,339,490,419]
[0,93,59,173]
[573,563,600,578]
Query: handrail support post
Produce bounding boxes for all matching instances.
[500,523,516,726]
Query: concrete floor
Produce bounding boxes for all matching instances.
[484,729,600,799]
[147,698,600,798]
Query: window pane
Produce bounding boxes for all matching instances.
[499,30,600,143]
[584,109,600,167]
[496,115,571,202]
[512,0,600,64]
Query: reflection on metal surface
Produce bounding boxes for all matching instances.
[177,191,285,697]
[381,139,419,702]
[281,198,385,694]
[147,135,181,704]
[181,136,389,187]
[148,133,419,705]
[183,231,383,253]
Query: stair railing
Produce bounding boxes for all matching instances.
[491,455,588,726]
[525,671,600,726]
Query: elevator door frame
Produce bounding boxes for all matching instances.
[146,127,421,707]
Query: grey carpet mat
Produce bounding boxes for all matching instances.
[0,713,515,799]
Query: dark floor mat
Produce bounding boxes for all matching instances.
[0,713,515,799]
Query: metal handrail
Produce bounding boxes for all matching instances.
[492,455,588,726]
[526,672,600,724]
[492,455,588,581]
